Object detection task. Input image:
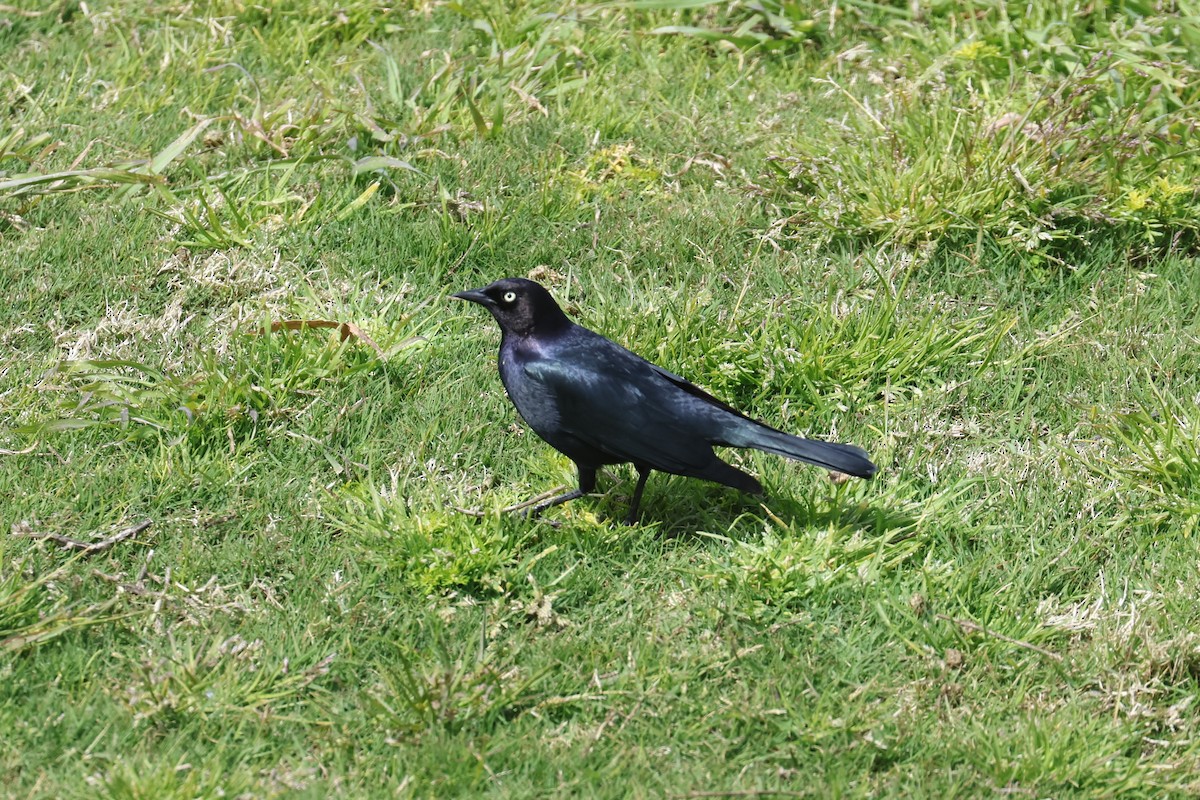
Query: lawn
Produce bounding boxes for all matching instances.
[2,0,1200,797]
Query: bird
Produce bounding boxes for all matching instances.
[453,277,876,523]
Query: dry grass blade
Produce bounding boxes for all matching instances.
[11,519,153,556]
[0,600,121,653]
[937,614,1063,663]
[0,167,161,199]
[667,791,808,799]
[0,4,45,15]
[454,485,572,517]
[255,320,387,360]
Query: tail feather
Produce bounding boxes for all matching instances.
[729,422,877,479]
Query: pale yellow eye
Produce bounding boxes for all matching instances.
[502,291,517,303]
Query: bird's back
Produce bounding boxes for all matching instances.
[499,323,754,478]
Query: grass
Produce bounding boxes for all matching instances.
[2,0,1200,796]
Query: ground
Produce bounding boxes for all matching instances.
[2,1,1200,797]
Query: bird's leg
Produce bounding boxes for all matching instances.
[525,467,596,519]
[624,466,652,525]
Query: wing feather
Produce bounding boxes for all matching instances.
[523,342,718,474]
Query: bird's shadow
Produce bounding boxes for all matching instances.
[580,470,913,543]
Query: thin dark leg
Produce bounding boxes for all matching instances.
[624,466,651,525]
[526,466,596,519]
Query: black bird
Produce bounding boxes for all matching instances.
[454,278,876,523]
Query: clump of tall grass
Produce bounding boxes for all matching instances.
[736,1,1200,252]
[1077,386,1200,535]
[766,54,1198,252]
[1,537,119,654]
[371,3,595,139]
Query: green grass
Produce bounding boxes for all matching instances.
[2,0,1200,796]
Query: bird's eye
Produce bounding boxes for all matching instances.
[502,291,517,304]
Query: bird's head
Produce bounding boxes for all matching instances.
[453,277,571,337]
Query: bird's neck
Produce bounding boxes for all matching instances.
[533,314,571,338]
[502,312,571,340]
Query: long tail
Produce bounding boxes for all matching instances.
[728,421,877,479]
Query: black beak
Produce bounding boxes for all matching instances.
[452,288,490,305]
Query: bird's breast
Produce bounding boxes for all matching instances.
[498,341,561,434]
